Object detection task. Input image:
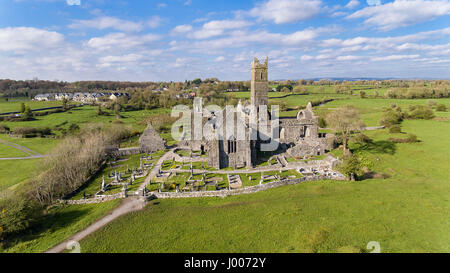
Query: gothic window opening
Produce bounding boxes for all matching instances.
[228,139,237,153]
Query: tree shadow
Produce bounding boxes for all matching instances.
[353,140,397,155]
[2,208,89,250]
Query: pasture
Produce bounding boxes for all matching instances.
[1,90,449,253]
[76,117,450,253]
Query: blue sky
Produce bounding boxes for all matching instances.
[0,0,449,81]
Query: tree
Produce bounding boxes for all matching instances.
[22,105,32,120]
[62,98,68,111]
[114,103,121,119]
[337,154,362,181]
[293,85,308,94]
[435,104,447,112]
[281,87,290,93]
[318,117,327,128]
[192,78,202,85]
[326,106,364,153]
[19,102,25,113]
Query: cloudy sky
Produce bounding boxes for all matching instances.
[1,0,449,81]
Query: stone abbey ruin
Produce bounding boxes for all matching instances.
[178,57,334,169]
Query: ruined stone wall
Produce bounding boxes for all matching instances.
[139,123,166,153]
[59,192,125,205]
[150,175,333,199]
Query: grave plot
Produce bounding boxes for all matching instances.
[68,152,162,200]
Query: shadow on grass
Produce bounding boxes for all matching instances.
[2,208,89,250]
[353,140,397,155]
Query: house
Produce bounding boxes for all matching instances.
[109,92,130,100]
[34,93,53,101]
[54,93,74,101]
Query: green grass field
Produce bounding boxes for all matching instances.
[0,98,63,113]
[0,105,168,134]
[0,159,40,191]
[1,92,449,253]
[0,102,170,193]
[0,199,121,253]
[0,144,29,158]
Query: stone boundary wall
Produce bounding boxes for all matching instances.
[149,175,341,200]
[60,175,345,205]
[116,147,142,156]
[60,192,124,205]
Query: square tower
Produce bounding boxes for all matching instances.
[250,57,268,108]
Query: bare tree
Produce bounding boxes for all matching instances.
[326,106,364,153]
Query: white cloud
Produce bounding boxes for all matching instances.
[87,32,160,50]
[172,24,193,34]
[99,54,144,63]
[250,0,322,24]
[147,16,162,28]
[215,56,225,62]
[348,0,450,31]
[184,0,192,5]
[192,20,253,39]
[372,54,420,61]
[0,27,64,52]
[366,0,381,5]
[336,55,363,61]
[67,0,81,6]
[321,27,450,49]
[69,16,144,32]
[345,0,360,9]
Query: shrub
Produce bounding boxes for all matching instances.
[293,85,308,94]
[409,105,435,120]
[379,109,403,127]
[13,127,52,137]
[337,154,362,180]
[389,125,402,133]
[0,124,10,133]
[0,193,41,241]
[318,117,327,128]
[388,133,419,143]
[353,133,372,144]
[436,104,447,112]
[427,100,437,107]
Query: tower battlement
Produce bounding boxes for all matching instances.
[251,57,269,108]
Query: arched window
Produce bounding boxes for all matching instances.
[228,139,237,153]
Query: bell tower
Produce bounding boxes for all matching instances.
[250,57,268,108]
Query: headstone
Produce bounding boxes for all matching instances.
[101,175,105,190]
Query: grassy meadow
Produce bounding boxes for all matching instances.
[76,117,450,253]
[0,199,121,253]
[0,103,170,192]
[0,87,449,253]
[0,98,62,113]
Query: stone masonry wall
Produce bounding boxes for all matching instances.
[59,192,125,205]
[149,175,335,200]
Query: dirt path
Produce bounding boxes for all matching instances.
[46,148,175,253]
[0,139,44,160]
[138,148,176,192]
[45,197,146,253]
